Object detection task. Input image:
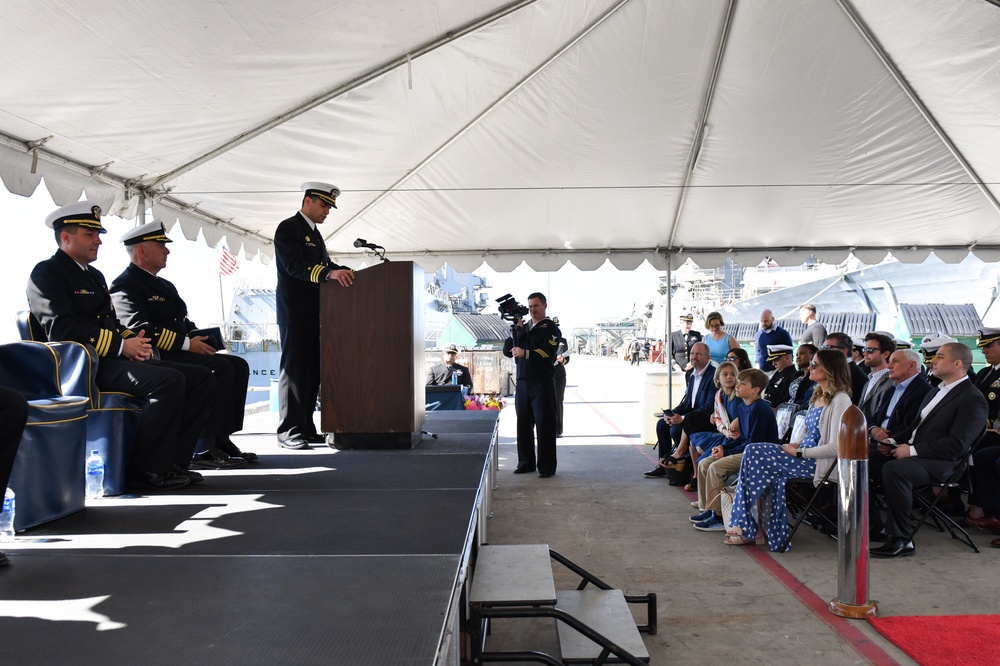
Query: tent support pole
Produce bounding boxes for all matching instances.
[666,252,673,405]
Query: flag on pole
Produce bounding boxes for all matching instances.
[219,244,239,276]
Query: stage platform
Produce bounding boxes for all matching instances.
[0,410,499,666]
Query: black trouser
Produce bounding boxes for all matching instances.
[0,387,28,491]
[971,442,1000,514]
[515,377,558,474]
[554,364,567,435]
[161,350,250,443]
[277,324,320,441]
[882,457,956,539]
[96,357,214,475]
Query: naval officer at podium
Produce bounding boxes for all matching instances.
[274,182,355,450]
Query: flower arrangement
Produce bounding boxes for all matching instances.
[464,393,506,411]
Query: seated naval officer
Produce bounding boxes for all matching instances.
[26,203,214,489]
[761,344,797,407]
[426,343,473,392]
[110,221,256,467]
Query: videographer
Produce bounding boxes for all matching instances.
[502,292,562,478]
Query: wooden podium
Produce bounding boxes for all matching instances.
[319,261,425,449]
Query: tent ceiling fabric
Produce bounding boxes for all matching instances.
[2,0,999,271]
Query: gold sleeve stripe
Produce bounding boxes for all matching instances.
[310,265,325,283]
[95,329,113,357]
[534,348,550,359]
[156,330,177,350]
[121,329,135,339]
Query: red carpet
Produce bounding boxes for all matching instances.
[868,615,1000,665]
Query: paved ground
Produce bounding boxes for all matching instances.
[478,354,1000,665]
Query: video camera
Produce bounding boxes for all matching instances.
[496,293,529,322]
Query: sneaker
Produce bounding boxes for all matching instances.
[689,509,714,523]
[694,515,726,532]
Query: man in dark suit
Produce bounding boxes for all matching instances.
[26,202,214,489]
[274,182,355,449]
[857,332,896,422]
[866,349,933,538]
[824,332,868,405]
[645,342,716,477]
[110,220,255,466]
[871,343,988,558]
[0,388,28,567]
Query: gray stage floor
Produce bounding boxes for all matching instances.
[0,411,498,666]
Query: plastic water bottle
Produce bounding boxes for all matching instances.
[451,370,459,385]
[85,450,105,499]
[0,487,14,541]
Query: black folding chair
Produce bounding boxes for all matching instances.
[908,429,986,553]
[777,460,838,552]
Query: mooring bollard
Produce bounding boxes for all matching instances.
[829,405,878,619]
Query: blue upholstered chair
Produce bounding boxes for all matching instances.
[0,342,89,531]
[16,311,143,496]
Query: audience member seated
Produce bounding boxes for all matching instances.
[723,347,752,371]
[823,332,866,405]
[851,338,869,375]
[644,343,716,481]
[965,328,1000,542]
[676,362,740,493]
[703,311,739,365]
[871,342,988,558]
[787,343,817,408]
[867,349,933,539]
[724,350,851,551]
[857,332,895,421]
[689,368,778,531]
[762,345,798,407]
[0,387,28,567]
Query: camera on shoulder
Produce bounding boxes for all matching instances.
[496,293,529,322]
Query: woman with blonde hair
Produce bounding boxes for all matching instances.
[703,311,740,365]
[724,349,852,551]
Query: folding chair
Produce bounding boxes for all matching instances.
[775,402,801,444]
[908,428,986,553]
[777,460,838,552]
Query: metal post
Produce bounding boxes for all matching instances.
[829,405,878,618]
[665,252,673,404]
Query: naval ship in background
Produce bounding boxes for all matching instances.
[225,266,504,405]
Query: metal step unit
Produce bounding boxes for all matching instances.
[469,544,656,665]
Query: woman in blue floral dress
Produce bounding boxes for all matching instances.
[725,349,853,551]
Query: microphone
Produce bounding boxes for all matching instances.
[353,238,381,250]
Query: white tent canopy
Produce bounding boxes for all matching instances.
[2,0,999,270]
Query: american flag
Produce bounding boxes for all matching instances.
[219,244,239,276]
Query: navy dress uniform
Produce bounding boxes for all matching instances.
[110,221,255,465]
[274,182,352,448]
[762,344,798,407]
[26,203,214,489]
[502,316,562,476]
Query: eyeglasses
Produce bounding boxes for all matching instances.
[819,344,844,351]
[863,347,881,354]
[725,356,739,362]
[809,361,822,369]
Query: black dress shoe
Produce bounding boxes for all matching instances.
[304,434,328,445]
[643,466,667,478]
[538,472,554,478]
[513,465,536,474]
[173,466,204,483]
[216,439,258,463]
[0,551,9,567]
[189,451,247,470]
[870,537,915,558]
[278,438,310,450]
[129,471,191,490]
[869,528,889,543]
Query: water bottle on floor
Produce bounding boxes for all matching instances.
[0,487,14,541]
[85,450,105,499]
